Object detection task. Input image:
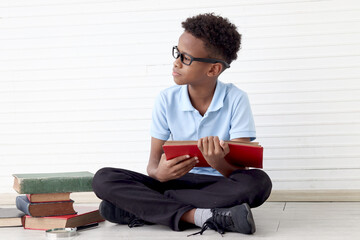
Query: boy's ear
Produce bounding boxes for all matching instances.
[207,63,223,77]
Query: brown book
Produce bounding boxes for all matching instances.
[0,208,25,228]
[16,195,76,217]
[26,192,71,203]
[23,207,104,230]
[163,140,263,168]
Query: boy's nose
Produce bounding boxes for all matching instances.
[173,57,182,68]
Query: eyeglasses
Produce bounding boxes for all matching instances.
[172,46,230,68]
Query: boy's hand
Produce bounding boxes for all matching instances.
[198,136,230,168]
[154,154,198,182]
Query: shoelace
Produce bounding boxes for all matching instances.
[187,219,225,237]
[127,216,146,228]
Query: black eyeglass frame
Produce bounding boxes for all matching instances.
[172,46,230,69]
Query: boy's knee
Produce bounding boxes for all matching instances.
[92,167,114,198]
[230,169,272,207]
[254,169,272,191]
[231,169,272,190]
[249,169,272,207]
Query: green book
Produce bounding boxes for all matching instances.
[13,171,94,194]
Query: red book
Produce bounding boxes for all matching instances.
[163,141,263,168]
[22,207,104,230]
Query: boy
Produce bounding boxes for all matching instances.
[92,13,272,235]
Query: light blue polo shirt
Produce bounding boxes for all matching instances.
[150,80,256,176]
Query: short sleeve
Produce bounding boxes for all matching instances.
[150,92,171,141]
[229,92,256,141]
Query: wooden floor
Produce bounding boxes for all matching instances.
[1,202,360,240]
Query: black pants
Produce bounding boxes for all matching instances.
[92,167,272,231]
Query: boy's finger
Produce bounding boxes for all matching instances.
[202,137,208,154]
[220,140,230,155]
[174,164,194,179]
[207,136,215,154]
[213,136,223,154]
[197,138,203,151]
[176,155,191,162]
[168,155,191,166]
[173,156,198,171]
[160,153,167,161]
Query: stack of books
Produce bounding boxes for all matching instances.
[12,171,104,230]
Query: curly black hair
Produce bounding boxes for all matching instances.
[182,13,241,65]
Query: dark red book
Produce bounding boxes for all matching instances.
[163,141,263,168]
[22,207,104,230]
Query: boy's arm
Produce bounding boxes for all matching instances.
[198,136,251,177]
[147,137,198,182]
[230,137,251,143]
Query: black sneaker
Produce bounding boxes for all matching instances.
[189,203,256,236]
[99,200,146,228]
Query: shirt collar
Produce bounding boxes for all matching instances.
[179,80,226,112]
[179,84,194,111]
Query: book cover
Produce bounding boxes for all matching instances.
[163,141,263,168]
[12,171,94,194]
[26,192,71,203]
[0,208,25,228]
[23,207,104,230]
[16,195,76,217]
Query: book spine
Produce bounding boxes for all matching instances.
[26,193,71,203]
[17,177,93,194]
[15,195,31,216]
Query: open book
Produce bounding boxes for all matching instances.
[163,141,263,168]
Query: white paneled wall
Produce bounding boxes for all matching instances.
[0,0,359,193]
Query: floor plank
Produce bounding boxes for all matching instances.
[1,202,359,239]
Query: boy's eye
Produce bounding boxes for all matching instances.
[183,55,191,63]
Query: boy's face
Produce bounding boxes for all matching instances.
[172,32,213,86]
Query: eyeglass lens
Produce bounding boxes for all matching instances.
[172,47,192,65]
